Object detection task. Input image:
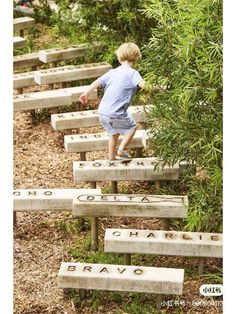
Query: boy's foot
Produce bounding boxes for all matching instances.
[114,156,132,162]
[115,149,132,162]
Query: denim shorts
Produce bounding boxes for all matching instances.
[99,113,137,135]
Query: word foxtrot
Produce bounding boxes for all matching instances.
[73,158,180,182]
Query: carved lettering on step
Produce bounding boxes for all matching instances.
[141,197,150,202]
[83,266,92,272]
[117,268,126,274]
[211,235,220,241]
[182,234,192,240]
[134,269,143,275]
[112,231,121,237]
[67,265,76,271]
[87,196,95,201]
[147,232,155,238]
[13,191,20,196]
[165,233,174,239]
[44,191,53,196]
[130,231,138,237]
[100,267,109,273]
[93,162,102,167]
[137,161,144,166]
[28,191,37,195]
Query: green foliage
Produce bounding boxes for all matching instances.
[142,0,222,232]
[47,0,156,63]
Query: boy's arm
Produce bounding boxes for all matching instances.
[79,79,101,105]
[138,80,166,92]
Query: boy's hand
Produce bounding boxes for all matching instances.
[79,94,88,105]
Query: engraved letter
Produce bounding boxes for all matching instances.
[93,162,101,167]
[117,268,126,274]
[182,233,192,240]
[112,231,121,237]
[67,265,76,271]
[83,266,92,272]
[134,269,143,275]
[101,195,108,201]
[28,191,37,196]
[137,161,144,166]
[141,197,150,202]
[44,191,53,196]
[130,231,138,237]
[211,235,220,241]
[87,196,95,201]
[147,233,155,238]
[100,267,109,273]
[165,233,174,239]
[13,191,20,196]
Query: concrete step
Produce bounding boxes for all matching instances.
[14,52,43,70]
[13,188,101,211]
[34,62,112,85]
[64,130,148,153]
[51,105,152,130]
[13,62,111,89]
[58,262,184,296]
[73,194,188,218]
[104,228,223,258]
[73,157,180,183]
[13,85,97,111]
[13,16,35,32]
[13,36,26,49]
[39,42,102,63]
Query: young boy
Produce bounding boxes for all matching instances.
[79,42,145,161]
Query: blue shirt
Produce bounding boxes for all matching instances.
[97,64,143,117]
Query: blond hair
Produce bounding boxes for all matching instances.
[116,42,142,63]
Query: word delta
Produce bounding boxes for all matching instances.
[111,230,221,242]
[66,265,144,276]
[77,194,185,204]
[14,190,55,196]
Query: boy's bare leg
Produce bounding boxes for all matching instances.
[109,133,120,160]
[117,127,137,155]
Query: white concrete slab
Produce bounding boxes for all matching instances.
[13,36,26,49]
[13,89,71,111]
[73,194,188,218]
[104,229,223,258]
[13,188,101,211]
[65,130,148,153]
[14,52,43,70]
[13,85,97,111]
[58,262,184,295]
[13,17,35,32]
[51,105,152,130]
[73,158,180,182]
[14,71,36,89]
[39,44,87,63]
[34,62,112,85]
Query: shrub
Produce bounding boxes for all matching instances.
[142,0,223,232]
